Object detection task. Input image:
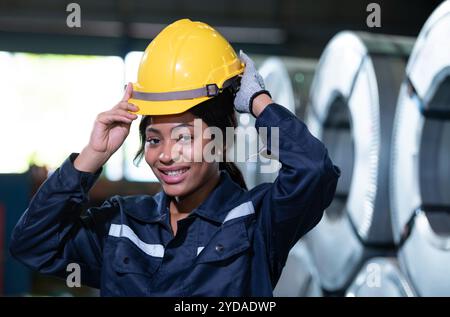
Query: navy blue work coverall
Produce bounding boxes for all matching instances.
[10,103,340,296]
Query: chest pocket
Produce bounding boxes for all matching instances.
[111,239,163,277]
[195,219,252,264]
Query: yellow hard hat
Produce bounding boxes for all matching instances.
[129,19,244,115]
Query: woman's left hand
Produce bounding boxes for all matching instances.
[234,51,272,116]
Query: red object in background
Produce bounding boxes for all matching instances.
[0,204,4,295]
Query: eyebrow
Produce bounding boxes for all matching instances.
[145,123,194,134]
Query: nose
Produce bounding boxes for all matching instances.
[158,151,171,164]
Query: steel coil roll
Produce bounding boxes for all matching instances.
[273,242,322,297]
[391,0,450,296]
[304,31,413,292]
[346,258,416,297]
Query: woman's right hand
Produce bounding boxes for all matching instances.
[74,83,139,173]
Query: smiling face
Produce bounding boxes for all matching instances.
[144,111,221,198]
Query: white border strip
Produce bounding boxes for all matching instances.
[223,201,255,224]
[197,247,205,256]
[109,224,165,258]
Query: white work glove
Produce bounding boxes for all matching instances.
[234,51,271,116]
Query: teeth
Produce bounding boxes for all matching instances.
[165,168,188,176]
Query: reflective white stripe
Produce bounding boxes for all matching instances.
[108,224,165,258]
[223,201,255,224]
[197,247,205,256]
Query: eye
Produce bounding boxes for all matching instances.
[146,137,160,146]
[177,134,192,144]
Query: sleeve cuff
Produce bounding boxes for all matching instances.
[57,153,103,193]
[255,103,297,130]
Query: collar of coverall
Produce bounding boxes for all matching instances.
[122,169,247,224]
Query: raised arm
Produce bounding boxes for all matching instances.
[234,52,340,285]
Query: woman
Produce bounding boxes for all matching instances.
[10,20,340,296]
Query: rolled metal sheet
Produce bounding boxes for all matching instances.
[346,258,416,297]
[273,241,322,297]
[252,55,317,119]
[258,57,296,115]
[281,57,317,120]
[391,0,450,296]
[304,207,364,292]
[304,31,413,291]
